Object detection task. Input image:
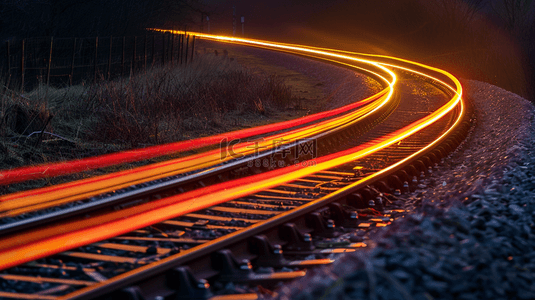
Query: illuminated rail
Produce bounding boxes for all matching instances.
[0,32,463,276]
[0,41,395,224]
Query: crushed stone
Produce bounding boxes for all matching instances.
[273,79,535,300]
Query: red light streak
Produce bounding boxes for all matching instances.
[0,76,391,186]
[1,42,396,217]
[0,31,464,271]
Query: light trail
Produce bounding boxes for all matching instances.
[0,83,391,217]
[0,31,464,271]
[0,45,395,219]
[154,29,461,102]
[0,65,391,186]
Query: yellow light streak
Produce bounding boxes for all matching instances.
[0,31,466,271]
[0,46,394,217]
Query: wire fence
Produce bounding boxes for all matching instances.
[1,32,197,91]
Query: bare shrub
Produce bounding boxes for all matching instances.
[86,55,295,146]
[0,53,296,172]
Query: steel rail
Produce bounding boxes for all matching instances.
[0,95,381,217]
[0,52,393,218]
[63,70,467,300]
[0,33,469,300]
[0,42,400,269]
[0,64,458,270]
[0,45,394,186]
[0,57,395,239]
[0,90,395,237]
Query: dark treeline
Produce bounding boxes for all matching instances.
[1,0,534,101]
[210,0,535,102]
[309,0,535,102]
[0,0,211,39]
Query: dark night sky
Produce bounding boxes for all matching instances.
[203,0,408,55]
[204,0,328,37]
[201,0,535,101]
[0,0,532,99]
[203,0,533,48]
[201,0,518,54]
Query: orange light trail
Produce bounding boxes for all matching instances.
[0,62,392,186]
[153,29,461,99]
[0,84,391,217]
[0,43,395,218]
[0,31,463,271]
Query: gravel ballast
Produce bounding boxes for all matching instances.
[274,79,535,300]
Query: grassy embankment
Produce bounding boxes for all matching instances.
[0,48,325,193]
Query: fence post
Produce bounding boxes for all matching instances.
[21,39,25,92]
[46,37,53,88]
[152,35,155,68]
[5,41,10,80]
[185,35,189,65]
[191,35,195,62]
[144,35,147,73]
[132,36,137,75]
[170,33,174,66]
[108,36,112,80]
[121,36,125,78]
[162,33,165,65]
[178,34,182,65]
[70,38,76,85]
[167,32,171,64]
[94,36,98,83]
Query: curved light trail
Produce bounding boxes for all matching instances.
[0,69,391,187]
[0,44,395,219]
[0,83,391,217]
[0,31,463,271]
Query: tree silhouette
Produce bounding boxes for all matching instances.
[0,0,212,39]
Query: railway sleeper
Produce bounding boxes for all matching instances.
[248,235,334,269]
[106,267,211,300]
[305,212,337,238]
[1,158,418,300]
[212,249,306,286]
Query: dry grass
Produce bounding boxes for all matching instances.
[0,53,297,172]
[88,57,292,146]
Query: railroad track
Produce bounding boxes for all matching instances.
[0,32,471,300]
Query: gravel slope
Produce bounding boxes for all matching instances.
[273,79,535,300]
